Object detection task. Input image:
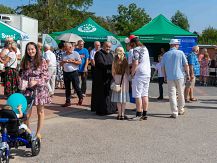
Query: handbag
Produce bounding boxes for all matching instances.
[0,63,4,71]
[18,79,28,91]
[110,73,124,92]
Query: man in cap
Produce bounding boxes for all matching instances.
[161,39,190,118]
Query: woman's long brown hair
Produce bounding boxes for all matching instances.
[113,55,128,75]
[21,42,42,70]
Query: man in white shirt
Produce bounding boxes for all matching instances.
[90,41,101,66]
[60,42,83,107]
[90,41,101,80]
[44,44,57,96]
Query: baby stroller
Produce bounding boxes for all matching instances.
[0,88,40,162]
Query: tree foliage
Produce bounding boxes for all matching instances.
[0,4,15,14]
[199,27,217,44]
[171,10,190,31]
[16,0,93,33]
[111,3,151,36]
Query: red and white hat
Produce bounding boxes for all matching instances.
[125,35,136,43]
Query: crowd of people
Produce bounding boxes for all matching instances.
[0,35,216,139]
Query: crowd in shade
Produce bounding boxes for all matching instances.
[0,35,216,139]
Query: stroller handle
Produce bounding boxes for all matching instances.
[0,118,18,123]
[26,88,34,92]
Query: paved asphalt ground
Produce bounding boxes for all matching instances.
[1,81,216,163]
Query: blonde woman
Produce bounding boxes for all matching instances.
[111,47,130,120]
[200,52,210,86]
[0,42,19,97]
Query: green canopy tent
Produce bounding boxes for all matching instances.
[132,14,197,43]
[131,14,197,61]
[0,20,29,41]
[51,17,116,42]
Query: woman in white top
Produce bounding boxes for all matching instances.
[0,42,19,97]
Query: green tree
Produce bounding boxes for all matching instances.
[171,10,190,31]
[16,0,93,33]
[111,3,151,36]
[199,27,217,44]
[0,4,15,14]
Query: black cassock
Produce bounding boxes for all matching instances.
[91,49,116,115]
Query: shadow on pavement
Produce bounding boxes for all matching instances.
[10,148,32,158]
[45,103,139,120]
[187,105,217,110]
[148,113,172,119]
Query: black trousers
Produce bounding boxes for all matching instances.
[79,72,87,94]
[63,71,82,103]
[158,77,164,98]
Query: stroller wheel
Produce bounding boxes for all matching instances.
[31,138,41,156]
[0,149,9,163]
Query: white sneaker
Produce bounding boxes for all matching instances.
[170,114,178,119]
[178,110,185,115]
[128,116,143,121]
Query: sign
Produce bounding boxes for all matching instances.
[107,36,122,51]
[175,36,197,56]
[42,34,58,49]
[1,33,16,40]
[78,24,97,33]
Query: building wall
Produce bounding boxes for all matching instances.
[199,46,217,60]
[0,14,38,56]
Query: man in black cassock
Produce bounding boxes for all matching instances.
[91,41,116,115]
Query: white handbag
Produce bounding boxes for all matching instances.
[110,82,121,92]
[110,73,124,92]
[0,63,5,71]
[18,79,28,91]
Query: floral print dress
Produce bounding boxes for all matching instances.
[53,49,64,82]
[200,58,210,77]
[4,51,19,97]
[21,59,51,105]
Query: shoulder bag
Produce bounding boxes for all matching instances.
[110,72,124,92]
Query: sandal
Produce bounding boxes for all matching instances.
[190,98,197,101]
[116,115,121,120]
[185,99,192,103]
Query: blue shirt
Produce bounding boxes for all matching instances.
[187,52,200,76]
[75,48,89,72]
[161,48,188,80]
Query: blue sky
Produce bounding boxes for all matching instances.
[1,0,217,33]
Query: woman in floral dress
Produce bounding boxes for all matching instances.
[0,42,19,97]
[200,52,210,86]
[20,42,51,139]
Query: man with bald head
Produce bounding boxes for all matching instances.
[44,44,57,97]
[90,41,101,67]
[184,45,200,102]
[91,41,116,115]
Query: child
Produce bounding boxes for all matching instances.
[152,55,164,100]
[3,105,31,134]
[111,47,130,120]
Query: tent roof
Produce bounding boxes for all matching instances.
[0,20,29,40]
[52,17,115,42]
[132,14,196,36]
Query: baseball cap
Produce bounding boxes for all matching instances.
[125,35,137,43]
[169,39,180,45]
